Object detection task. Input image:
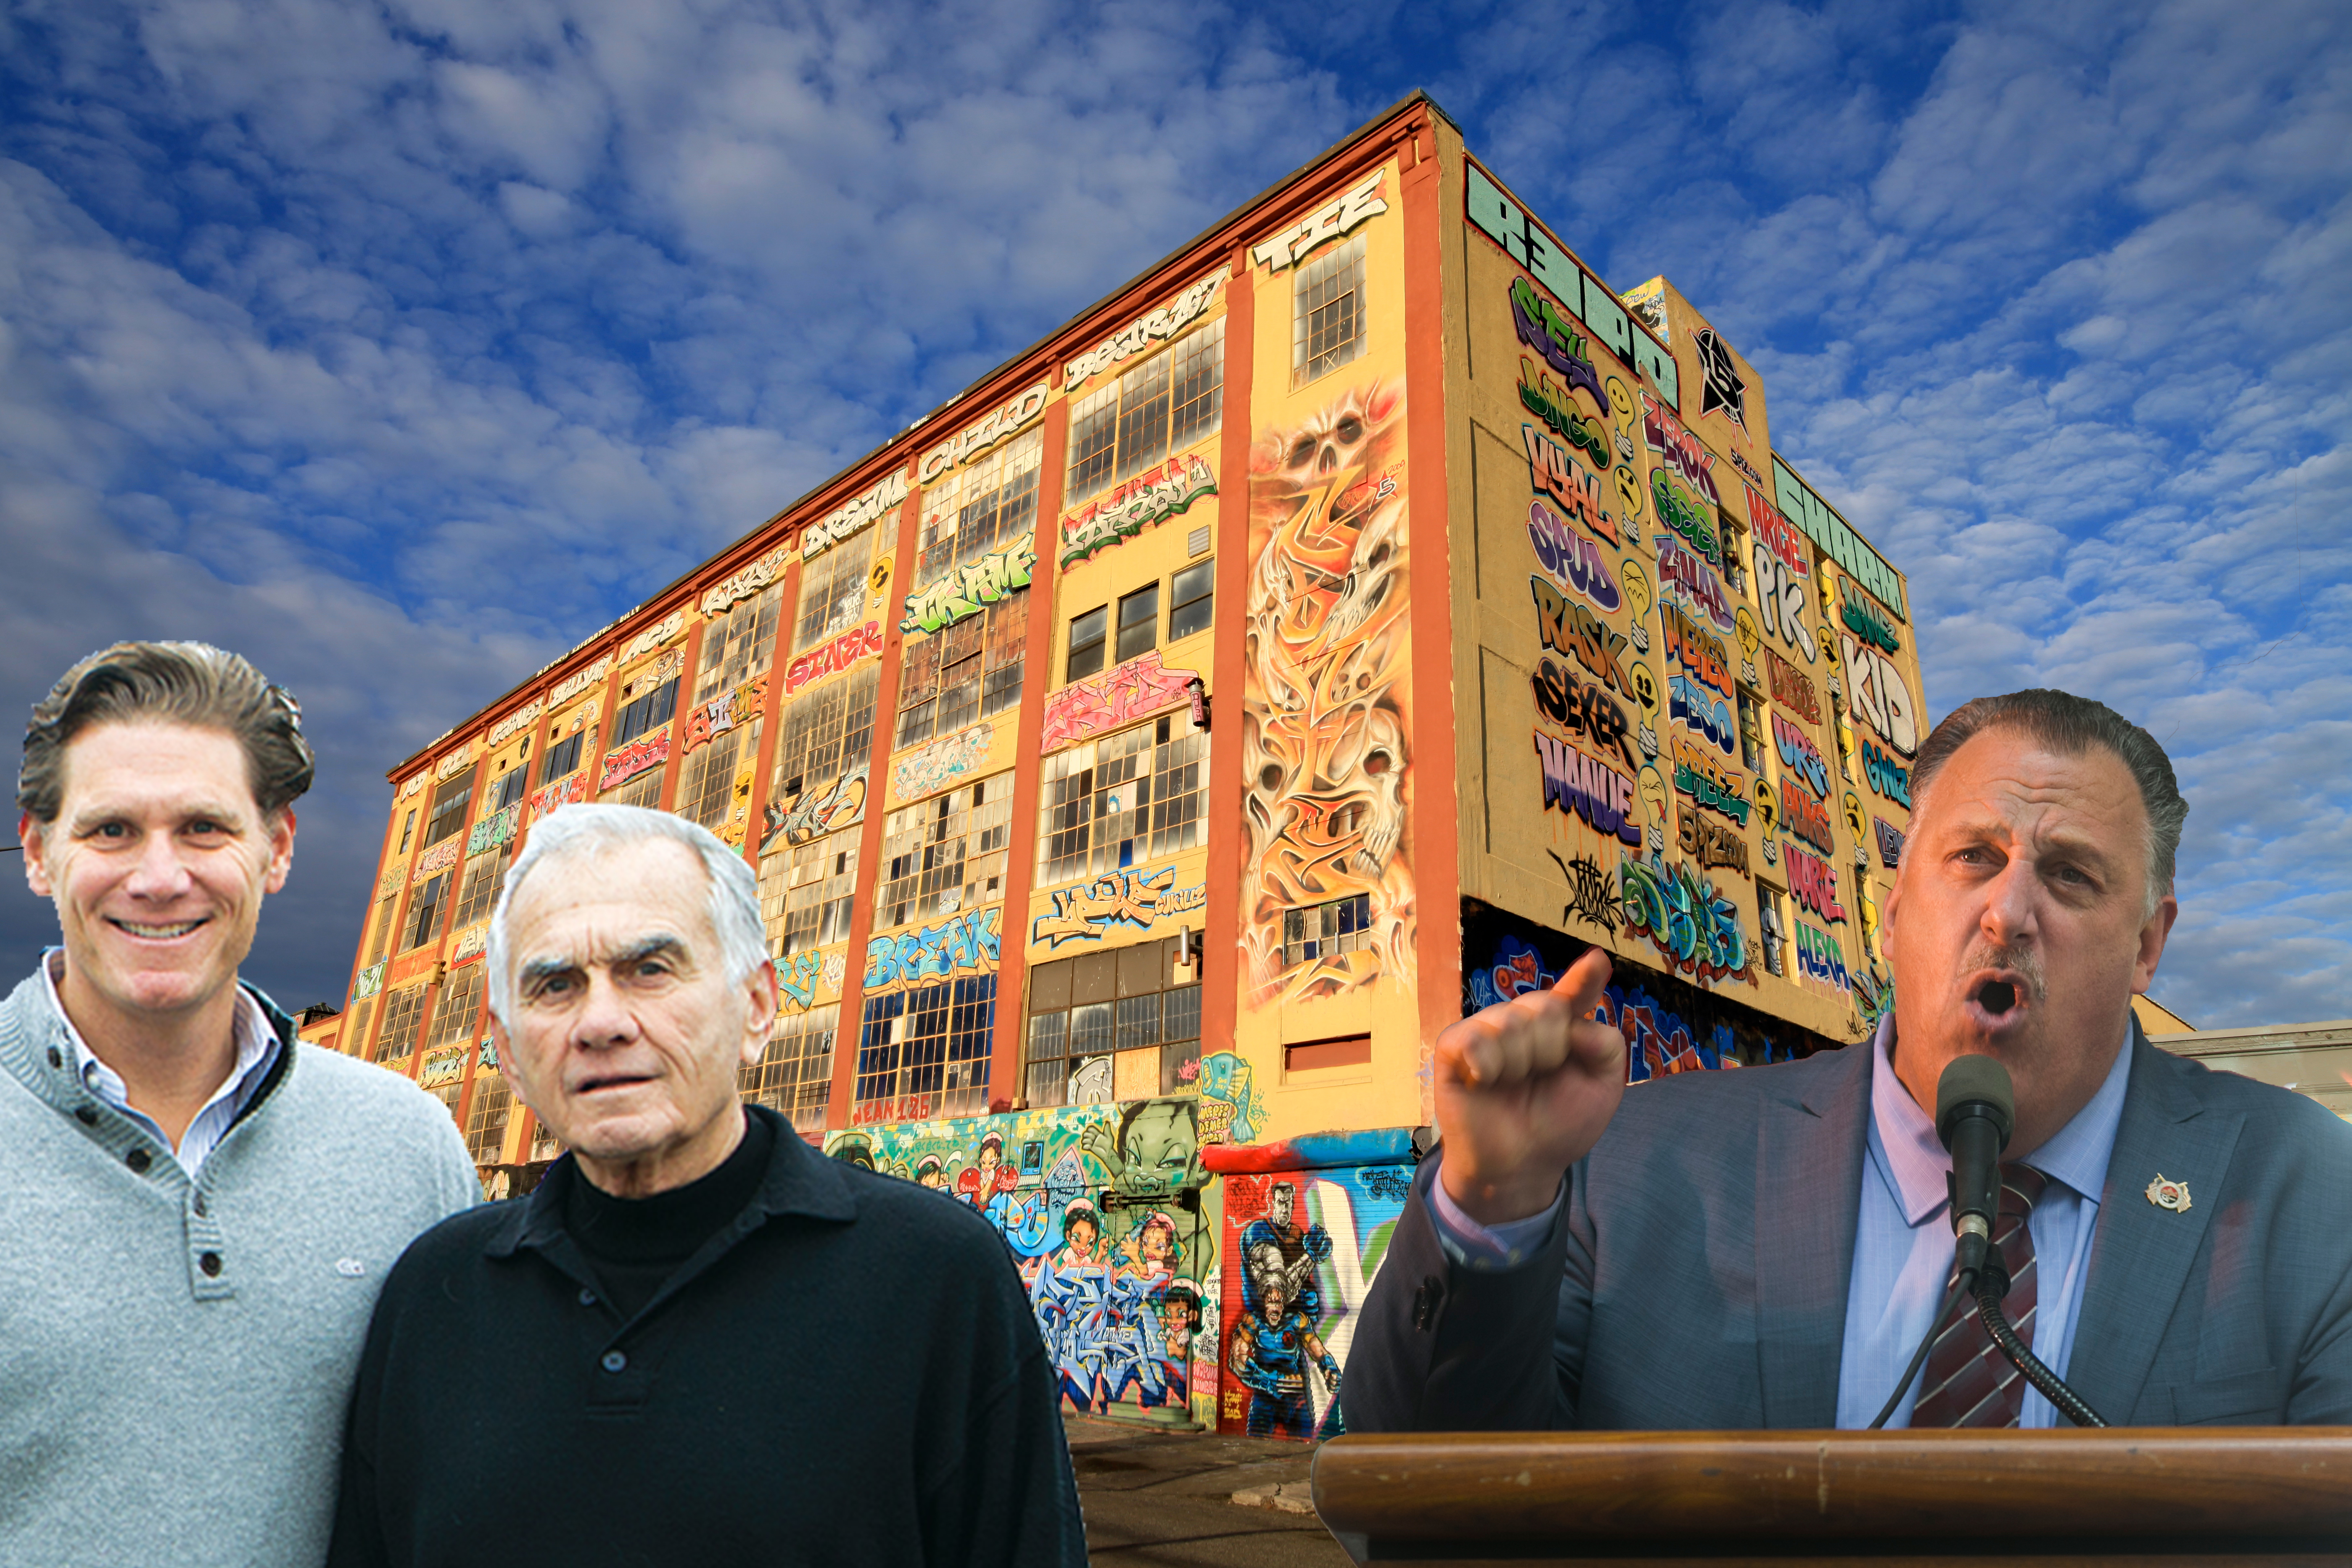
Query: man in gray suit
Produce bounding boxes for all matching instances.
[1346,690,2352,1430]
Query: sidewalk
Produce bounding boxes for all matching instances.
[1065,1414,1351,1566]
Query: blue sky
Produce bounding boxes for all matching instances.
[2,0,2344,1027]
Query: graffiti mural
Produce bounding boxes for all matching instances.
[1033,866,1207,948]
[1242,378,1415,1004]
[1873,815,1907,869]
[1862,737,1913,807]
[1523,424,1620,547]
[1795,919,1852,991]
[1779,774,1837,856]
[1060,453,1216,568]
[1542,848,1624,935]
[466,802,519,858]
[1464,923,1790,1078]
[1764,644,1821,725]
[1511,276,1607,412]
[1841,632,1920,758]
[1531,577,1638,700]
[761,763,867,851]
[1196,1052,1265,1145]
[412,837,461,887]
[891,722,992,805]
[1529,655,1638,776]
[526,771,586,821]
[1533,731,1641,845]
[1655,531,1735,634]
[918,382,1050,485]
[1251,169,1387,272]
[1677,805,1750,878]
[901,534,1035,636]
[862,907,1002,995]
[1517,355,1611,471]
[1641,388,1724,513]
[1662,606,1736,760]
[1040,651,1202,752]
[1839,578,1902,653]
[803,469,909,560]
[1785,845,1849,925]
[785,622,884,696]
[1524,500,1620,612]
[1066,274,1222,389]
[1619,847,1756,988]
[1671,732,1751,828]
[599,733,668,792]
[1770,709,1831,799]
[681,671,767,756]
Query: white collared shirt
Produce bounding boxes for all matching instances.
[43,949,281,1178]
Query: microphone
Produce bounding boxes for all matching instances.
[1936,1055,2015,1281]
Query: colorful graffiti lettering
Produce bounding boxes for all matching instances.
[862,906,1002,995]
[1529,655,1637,775]
[1746,481,1808,575]
[1533,730,1642,844]
[351,961,384,1002]
[1033,866,1207,947]
[681,671,768,756]
[1779,774,1837,856]
[786,622,884,695]
[762,763,868,851]
[1603,983,1727,1080]
[775,950,827,1012]
[802,469,909,560]
[1640,388,1723,510]
[1525,500,1621,612]
[1252,169,1387,272]
[1862,737,1913,807]
[1785,844,1848,924]
[1651,469,1720,569]
[1764,644,1821,724]
[1677,805,1750,877]
[1618,847,1755,987]
[1840,581,1902,653]
[1517,356,1611,471]
[1041,650,1202,752]
[1670,732,1752,828]
[891,722,991,805]
[900,534,1035,635]
[599,733,668,792]
[1841,632,1921,758]
[1530,576,1636,697]
[1795,919,1852,990]
[1655,531,1735,634]
[1060,453,1216,568]
[1511,276,1607,411]
[526,770,586,822]
[1669,673,1736,758]
[1242,378,1415,1004]
[1065,273,1222,390]
[1197,1052,1264,1145]
[466,802,519,858]
[1873,815,1906,869]
[1544,848,1625,935]
[1771,710,1831,799]
[1661,601,1733,698]
[411,836,460,887]
[1522,425,1619,546]
[1752,542,1814,663]
[918,382,1049,485]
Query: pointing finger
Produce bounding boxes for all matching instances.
[1553,947,1613,1023]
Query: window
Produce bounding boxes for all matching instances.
[373,984,429,1065]
[1280,892,1373,971]
[854,975,995,1122]
[610,678,679,749]
[489,763,528,813]
[1115,583,1159,663]
[1736,690,1764,776]
[1065,320,1225,505]
[760,826,861,958]
[403,872,450,951]
[1065,606,1107,683]
[1036,712,1207,887]
[342,998,374,1058]
[796,530,876,651]
[422,770,475,848]
[603,763,665,811]
[917,429,1041,591]
[770,664,880,807]
[464,1073,513,1164]
[741,1004,840,1132]
[397,810,416,854]
[896,596,1024,749]
[528,1114,563,1163]
[695,585,781,705]
[538,727,586,786]
[366,893,399,965]
[1294,233,1368,385]
[1758,887,1789,978]
[874,776,1012,931]
[678,720,761,833]
[451,849,509,931]
[427,965,485,1051]
[1169,559,1215,641]
[1025,936,1202,1106]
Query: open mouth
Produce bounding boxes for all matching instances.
[108,917,209,941]
[1964,970,2033,1028]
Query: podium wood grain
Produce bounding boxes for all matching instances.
[1310,1429,2352,1565]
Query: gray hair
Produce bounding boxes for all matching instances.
[1907,689,2187,917]
[485,803,770,1029]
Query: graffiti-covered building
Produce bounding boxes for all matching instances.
[335,93,1930,1439]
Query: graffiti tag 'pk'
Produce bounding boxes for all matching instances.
[1534,730,1642,845]
[1033,866,1207,948]
[1523,426,1620,547]
[900,534,1035,636]
[1060,454,1216,568]
[1771,709,1831,799]
[1785,843,1848,925]
[1655,533,1735,634]
[1619,847,1755,988]
[1526,500,1620,613]
[863,906,1002,994]
[1862,737,1913,807]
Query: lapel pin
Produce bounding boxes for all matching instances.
[2145,1174,2192,1213]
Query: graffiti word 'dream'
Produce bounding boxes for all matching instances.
[1066,274,1222,389]
[1041,651,1202,752]
[786,621,884,696]
[1032,866,1207,947]
[1525,501,1620,613]
[803,469,910,560]
[1060,454,1215,569]
[1250,170,1387,271]
[901,534,1035,636]
[1533,731,1641,845]
[919,383,1050,485]
[1523,426,1619,546]
[864,906,1003,994]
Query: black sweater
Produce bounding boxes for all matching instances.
[328,1104,1086,1567]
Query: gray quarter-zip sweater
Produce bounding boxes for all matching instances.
[0,970,479,1567]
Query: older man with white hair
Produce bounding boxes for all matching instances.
[326,805,1086,1568]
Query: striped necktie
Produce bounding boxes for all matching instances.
[1911,1163,2049,1428]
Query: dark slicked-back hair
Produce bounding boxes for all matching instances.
[1908,689,2187,912]
[20,642,315,824]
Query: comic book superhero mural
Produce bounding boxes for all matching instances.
[824,1080,1248,1429]
[1215,1165,1412,1440]
[1241,379,1416,1004]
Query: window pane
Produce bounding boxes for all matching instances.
[1111,352,1171,486]
[1065,382,1119,504]
[1169,559,1215,641]
[1068,1001,1113,1057]
[1295,234,1369,384]
[1168,320,1225,451]
[1115,584,1158,663]
[1066,606,1106,682]
[1114,992,1160,1052]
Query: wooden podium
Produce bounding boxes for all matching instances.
[1311,1430,2352,1565]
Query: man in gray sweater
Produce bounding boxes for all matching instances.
[0,642,480,1568]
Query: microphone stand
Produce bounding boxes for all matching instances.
[1970,1258,2109,1429]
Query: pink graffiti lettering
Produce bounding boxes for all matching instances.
[1040,651,1204,752]
[598,732,670,792]
[1640,389,1723,510]
[1654,532,1736,634]
[1785,845,1847,925]
[787,622,884,696]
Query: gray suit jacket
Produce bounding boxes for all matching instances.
[1344,1023,2352,1430]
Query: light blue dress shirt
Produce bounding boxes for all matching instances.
[1431,1014,2135,1428]
[44,948,281,1179]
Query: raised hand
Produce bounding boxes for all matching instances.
[1434,948,1627,1225]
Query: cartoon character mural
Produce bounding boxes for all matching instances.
[1242,378,1416,1004]
[1216,1166,1411,1442]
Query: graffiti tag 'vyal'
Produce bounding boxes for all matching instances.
[1525,500,1620,612]
[1041,651,1202,753]
[902,534,1035,636]
[891,723,992,806]
[1061,454,1215,569]
[1524,426,1619,547]
[786,622,884,696]
[864,906,1003,995]
[1619,848,1755,988]
[1033,866,1207,947]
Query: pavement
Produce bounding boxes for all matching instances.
[1065,1413,1352,1567]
